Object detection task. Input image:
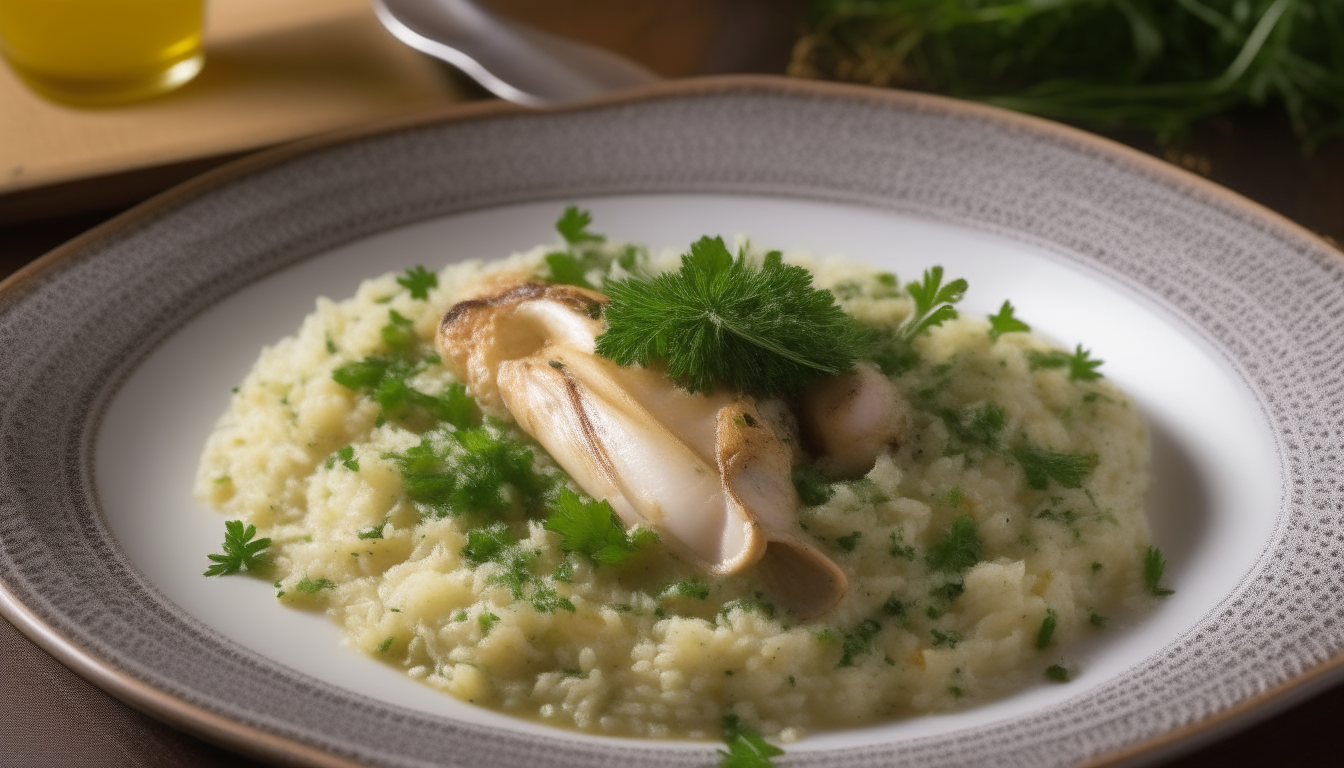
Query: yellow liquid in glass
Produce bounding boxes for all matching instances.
[0,0,203,106]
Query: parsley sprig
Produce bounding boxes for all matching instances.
[865,265,969,375]
[900,266,968,344]
[203,520,272,576]
[597,236,867,396]
[988,300,1031,341]
[396,265,438,300]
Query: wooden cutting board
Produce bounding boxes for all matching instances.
[0,0,473,206]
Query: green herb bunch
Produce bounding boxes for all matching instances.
[596,236,868,396]
[792,0,1344,147]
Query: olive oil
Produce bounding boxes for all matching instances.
[0,0,203,106]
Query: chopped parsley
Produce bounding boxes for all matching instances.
[943,401,1007,450]
[888,531,916,560]
[377,636,394,654]
[881,595,907,617]
[1045,664,1071,682]
[1036,608,1058,649]
[203,520,272,576]
[928,579,965,603]
[543,488,657,565]
[596,236,867,396]
[528,584,576,614]
[1144,545,1175,596]
[838,618,883,667]
[1012,445,1096,490]
[926,516,981,574]
[295,576,335,594]
[387,425,551,519]
[463,535,577,614]
[325,445,359,472]
[792,465,835,506]
[357,522,386,540]
[988,300,1031,341]
[331,306,479,427]
[380,310,417,356]
[478,611,501,634]
[930,629,962,648]
[461,522,515,565]
[666,580,711,600]
[718,715,783,768]
[836,531,863,552]
[1089,610,1109,628]
[396,265,438,300]
[1028,345,1104,381]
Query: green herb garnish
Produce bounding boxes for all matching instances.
[1012,445,1097,490]
[295,576,335,594]
[988,300,1031,341]
[479,611,501,635]
[1144,545,1176,596]
[931,629,962,648]
[357,522,386,540]
[719,593,777,620]
[1036,608,1058,649]
[203,520,272,576]
[838,618,883,667]
[1045,664,1071,682]
[926,515,981,573]
[325,445,359,472]
[596,236,866,396]
[900,266,968,344]
[836,531,863,552]
[543,488,657,565]
[1028,345,1105,381]
[718,715,784,768]
[396,265,438,300]
[667,580,711,600]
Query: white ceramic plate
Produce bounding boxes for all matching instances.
[2,78,1340,768]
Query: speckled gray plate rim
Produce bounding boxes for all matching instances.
[2,76,1343,768]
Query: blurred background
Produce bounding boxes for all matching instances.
[1,1,1341,766]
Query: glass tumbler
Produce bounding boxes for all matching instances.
[0,0,204,106]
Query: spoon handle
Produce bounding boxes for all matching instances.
[374,0,660,106]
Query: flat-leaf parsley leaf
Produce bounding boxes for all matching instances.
[203,520,272,576]
[556,205,605,245]
[718,714,784,768]
[988,300,1031,341]
[544,488,657,565]
[396,265,438,300]
[596,236,866,396]
[901,266,968,344]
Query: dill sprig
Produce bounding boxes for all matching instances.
[596,236,867,396]
[792,0,1344,148]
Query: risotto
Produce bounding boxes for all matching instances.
[196,218,1156,742]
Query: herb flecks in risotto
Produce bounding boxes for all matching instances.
[197,208,1162,744]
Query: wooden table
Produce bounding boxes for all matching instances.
[1,2,1341,767]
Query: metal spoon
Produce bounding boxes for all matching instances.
[373,0,660,106]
